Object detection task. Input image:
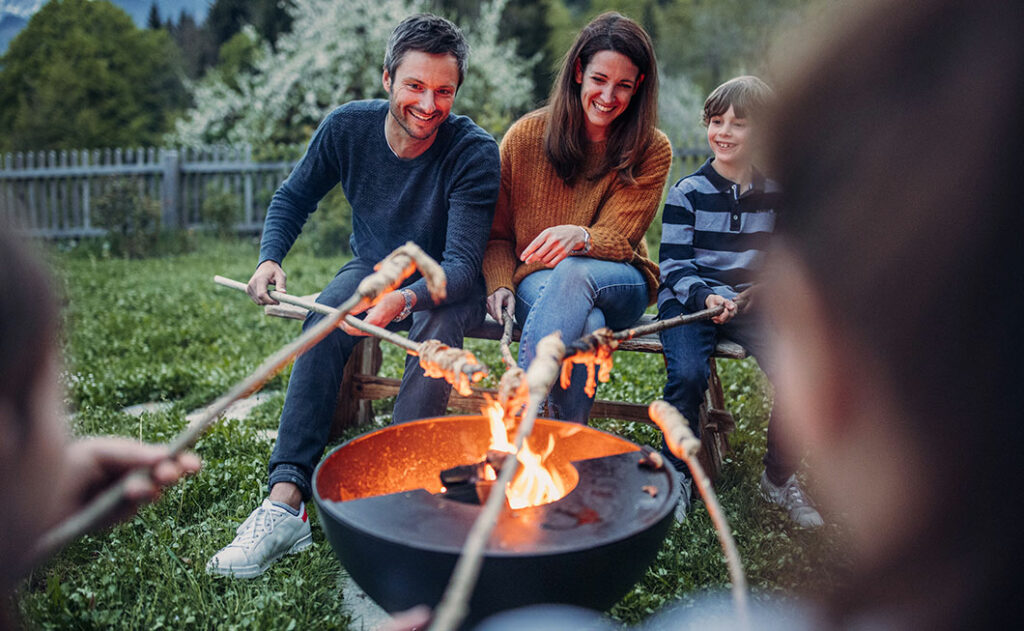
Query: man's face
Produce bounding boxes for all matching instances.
[383,51,460,144]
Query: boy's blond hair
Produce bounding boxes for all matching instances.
[701,75,773,126]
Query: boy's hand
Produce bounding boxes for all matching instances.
[706,294,738,324]
[59,438,201,530]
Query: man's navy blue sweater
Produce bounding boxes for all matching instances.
[258,100,500,310]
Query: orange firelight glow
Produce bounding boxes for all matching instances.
[483,399,570,509]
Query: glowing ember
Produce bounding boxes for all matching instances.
[483,399,570,509]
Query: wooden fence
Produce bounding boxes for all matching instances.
[0,142,709,239]
[0,145,296,238]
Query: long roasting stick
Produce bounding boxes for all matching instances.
[33,243,445,564]
[564,287,754,357]
[212,276,488,386]
[648,400,750,630]
[428,333,566,631]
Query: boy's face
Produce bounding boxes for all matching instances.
[707,105,754,173]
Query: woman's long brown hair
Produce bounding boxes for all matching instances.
[544,12,659,186]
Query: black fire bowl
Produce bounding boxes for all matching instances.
[312,416,679,627]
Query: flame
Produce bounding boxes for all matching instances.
[483,399,570,509]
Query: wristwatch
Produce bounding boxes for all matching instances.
[393,288,415,322]
[573,226,592,255]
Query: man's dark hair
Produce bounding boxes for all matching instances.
[383,13,469,88]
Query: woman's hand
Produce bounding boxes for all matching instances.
[520,225,589,267]
[705,294,738,325]
[59,437,201,529]
[486,288,515,323]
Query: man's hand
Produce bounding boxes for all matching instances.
[520,225,588,267]
[342,290,410,335]
[377,605,431,631]
[486,288,515,323]
[247,260,287,305]
[58,437,201,530]
[706,294,738,325]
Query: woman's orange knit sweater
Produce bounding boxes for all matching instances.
[482,109,673,306]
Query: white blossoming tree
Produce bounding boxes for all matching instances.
[170,0,535,149]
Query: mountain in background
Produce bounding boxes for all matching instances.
[0,0,210,54]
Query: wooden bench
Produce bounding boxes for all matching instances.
[268,304,746,480]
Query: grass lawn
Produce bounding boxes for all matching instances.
[15,237,847,629]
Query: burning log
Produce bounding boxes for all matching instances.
[213,276,489,394]
[34,243,443,565]
[648,400,750,629]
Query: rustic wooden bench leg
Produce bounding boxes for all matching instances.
[330,337,383,440]
[697,357,737,481]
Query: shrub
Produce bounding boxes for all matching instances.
[303,187,352,257]
[201,186,241,237]
[92,177,162,258]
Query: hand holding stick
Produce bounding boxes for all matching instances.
[34,243,439,564]
[428,333,566,631]
[648,400,750,630]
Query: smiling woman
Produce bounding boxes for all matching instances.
[482,12,672,425]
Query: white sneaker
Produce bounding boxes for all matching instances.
[206,499,313,578]
[759,472,824,528]
[674,474,694,523]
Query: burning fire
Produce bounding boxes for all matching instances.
[483,399,570,509]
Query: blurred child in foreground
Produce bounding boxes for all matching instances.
[0,230,200,629]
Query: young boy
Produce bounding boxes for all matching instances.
[657,76,822,527]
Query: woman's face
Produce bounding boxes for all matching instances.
[575,49,641,142]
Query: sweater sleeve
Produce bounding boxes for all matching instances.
[659,179,713,312]
[258,112,343,266]
[481,133,519,296]
[586,131,673,261]
[405,138,500,310]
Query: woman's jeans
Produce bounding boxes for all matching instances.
[267,258,486,501]
[658,297,795,484]
[516,257,648,423]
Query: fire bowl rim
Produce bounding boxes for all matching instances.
[312,415,679,558]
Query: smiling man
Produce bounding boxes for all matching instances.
[207,14,500,579]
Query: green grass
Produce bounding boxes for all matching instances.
[16,238,846,629]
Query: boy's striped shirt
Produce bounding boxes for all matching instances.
[658,158,781,312]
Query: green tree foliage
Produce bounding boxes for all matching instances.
[0,0,188,152]
[171,0,536,146]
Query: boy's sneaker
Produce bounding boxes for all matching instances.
[206,499,313,578]
[674,474,694,523]
[759,471,824,528]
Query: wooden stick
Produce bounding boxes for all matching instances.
[647,400,750,630]
[564,287,754,357]
[499,309,516,370]
[33,243,440,564]
[428,333,566,631]
[213,276,488,388]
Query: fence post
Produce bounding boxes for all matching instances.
[161,148,181,228]
[243,144,254,228]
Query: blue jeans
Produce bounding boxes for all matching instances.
[658,297,795,484]
[268,258,486,500]
[516,258,648,423]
